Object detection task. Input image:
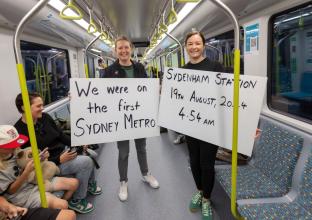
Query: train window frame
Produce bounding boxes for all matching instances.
[268,2,312,124]
[21,40,71,105]
[206,28,245,74]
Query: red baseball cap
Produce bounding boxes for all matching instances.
[0,125,28,149]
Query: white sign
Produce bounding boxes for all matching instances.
[70,78,160,146]
[159,67,267,156]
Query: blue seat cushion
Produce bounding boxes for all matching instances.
[282,91,312,101]
[238,202,312,220]
[216,166,289,200]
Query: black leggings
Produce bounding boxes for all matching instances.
[186,136,218,199]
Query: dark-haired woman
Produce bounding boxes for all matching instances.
[14,93,101,214]
[183,31,224,220]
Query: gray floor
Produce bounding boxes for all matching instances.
[77,131,234,220]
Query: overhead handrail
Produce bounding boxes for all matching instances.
[164,32,184,66]
[13,0,49,208]
[87,6,98,34]
[209,0,241,219]
[165,46,180,66]
[59,0,83,20]
[167,0,178,25]
[84,34,102,78]
[98,18,108,40]
[159,13,168,34]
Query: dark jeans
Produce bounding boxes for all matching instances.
[186,136,218,199]
[117,138,149,182]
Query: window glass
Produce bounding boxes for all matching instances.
[21,41,70,105]
[87,55,95,78]
[206,29,244,74]
[269,3,312,122]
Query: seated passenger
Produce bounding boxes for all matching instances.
[0,196,76,220]
[14,93,102,214]
[0,125,68,210]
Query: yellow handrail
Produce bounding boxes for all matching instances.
[59,0,83,20]
[13,0,50,208]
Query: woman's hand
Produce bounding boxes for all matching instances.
[255,128,262,139]
[60,150,77,164]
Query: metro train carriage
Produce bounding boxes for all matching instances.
[0,0,311,220]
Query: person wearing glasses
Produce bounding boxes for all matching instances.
[102,36,159,202]
[0,125,69,210]
[14,93,101,214]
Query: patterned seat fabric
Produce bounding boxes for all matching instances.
[216,166,288,199]
[216,118,304,200]
[238,151,312,219]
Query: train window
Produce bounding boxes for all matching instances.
[21,41,70,105]
[207,29,244,74]
[269,3,312,123]
[86,55,96,78]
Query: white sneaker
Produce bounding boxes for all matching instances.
[118,181,128,201]
[143,173,160,189]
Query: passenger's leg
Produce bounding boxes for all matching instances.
[199,141,218,219]
[186,136,202,190]
[51,177,79,200]
[117,140,130,201]
[56,210,76,220]
[200,142,218,199]
[46,192,68,209]
[59,155,93,200]
[117,140,130,182]
[134,138,148,176]
[186,136,203,212]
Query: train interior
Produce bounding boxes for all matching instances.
[0,0,311,219]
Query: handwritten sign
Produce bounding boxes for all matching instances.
[70,78,160,146]
[158,67,267,156]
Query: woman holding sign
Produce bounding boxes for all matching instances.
[183,31,224,220]
[102,36,159,202]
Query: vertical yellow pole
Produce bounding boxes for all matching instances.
[16,64,48,207]
[231,49,243,219]
[84,63,89,78]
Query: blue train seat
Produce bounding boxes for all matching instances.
[281,72,312,101]
[238,146,312,219]
[215,116,304,200]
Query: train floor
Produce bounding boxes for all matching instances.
[77,131,234,220]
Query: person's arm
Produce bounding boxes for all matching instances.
[0,196,27,219]
[46,113,71,146]
[7,160,34,194]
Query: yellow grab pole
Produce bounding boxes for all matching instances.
[13,0,49,208]
[16,64,47,208]
[231,49,243,219]
[209,0,243,219]
[84,63,89,78]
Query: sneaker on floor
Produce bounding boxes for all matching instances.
[173,135,185,144]
[88,181,102,195]
[201,199,213,220]
[119,181,128,202]
[142,173,160,189]
[68,199,94,214]
[189,191,202,212]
